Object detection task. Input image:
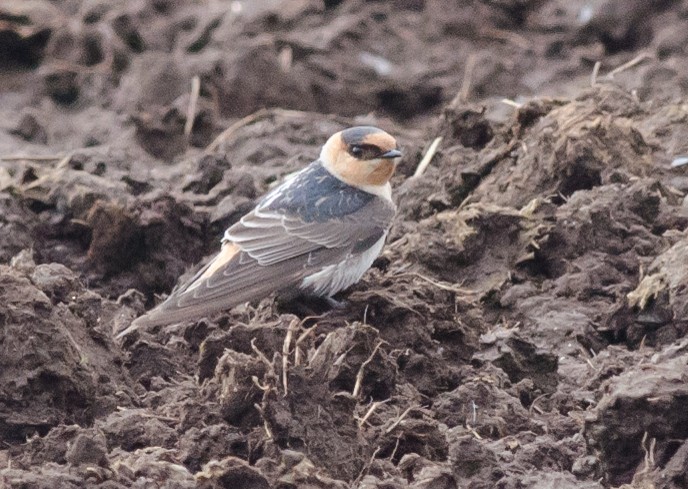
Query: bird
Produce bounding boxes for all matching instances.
[117,126,401,337]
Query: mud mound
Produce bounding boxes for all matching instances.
[0,258,135,444]
[3,0,688,488]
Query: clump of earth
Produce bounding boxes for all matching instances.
[2,0,688,488]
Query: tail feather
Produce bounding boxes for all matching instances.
[115,245,343,339]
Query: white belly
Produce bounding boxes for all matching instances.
[300,235,386,297]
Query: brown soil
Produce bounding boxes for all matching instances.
[2,0,688,488]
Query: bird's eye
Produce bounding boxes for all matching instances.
[350,145,363,157]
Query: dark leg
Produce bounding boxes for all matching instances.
[275,293,348,317]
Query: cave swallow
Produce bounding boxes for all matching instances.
[118,126,401,336]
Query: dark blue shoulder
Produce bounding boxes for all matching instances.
[260,162,374,222]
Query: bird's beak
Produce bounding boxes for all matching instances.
[380,149,402,159]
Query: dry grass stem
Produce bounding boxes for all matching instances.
[389,435,402,461]
[206,109,268,153]
[1,155,63,162]
[294,323,318,367]
[465,423,483,439]
[184,75,201,138]
[354,446,381,485]
[385,405,415,434]
[352,340,385,398]
[483,28,530,49]
[254,403,273,440]
[205,108,314,153]
[528,394,548,415]
[458,53,478,103]
[278,46,293,72]
[251,338,273,370]
[606,53,652,79]
[357,399,390,428]
[115,406,178,423]
[500,98,522,108]
[590,61,601,87]
[281,318,299,396]
[413,137,443,178]
[639,431,656,475]
[394,271,473,295]
[251,376,270,391]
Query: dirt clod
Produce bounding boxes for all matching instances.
[2,0,688,487]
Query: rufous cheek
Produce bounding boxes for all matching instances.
[334,157,395,187]
[334,155,370,187]
[366,160,395,186]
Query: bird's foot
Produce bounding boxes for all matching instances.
[324,296,348,309]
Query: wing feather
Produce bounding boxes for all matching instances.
[226,197,394,266]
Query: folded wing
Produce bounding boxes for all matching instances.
[120,189,394,334]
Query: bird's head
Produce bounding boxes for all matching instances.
[320,126,402,190]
